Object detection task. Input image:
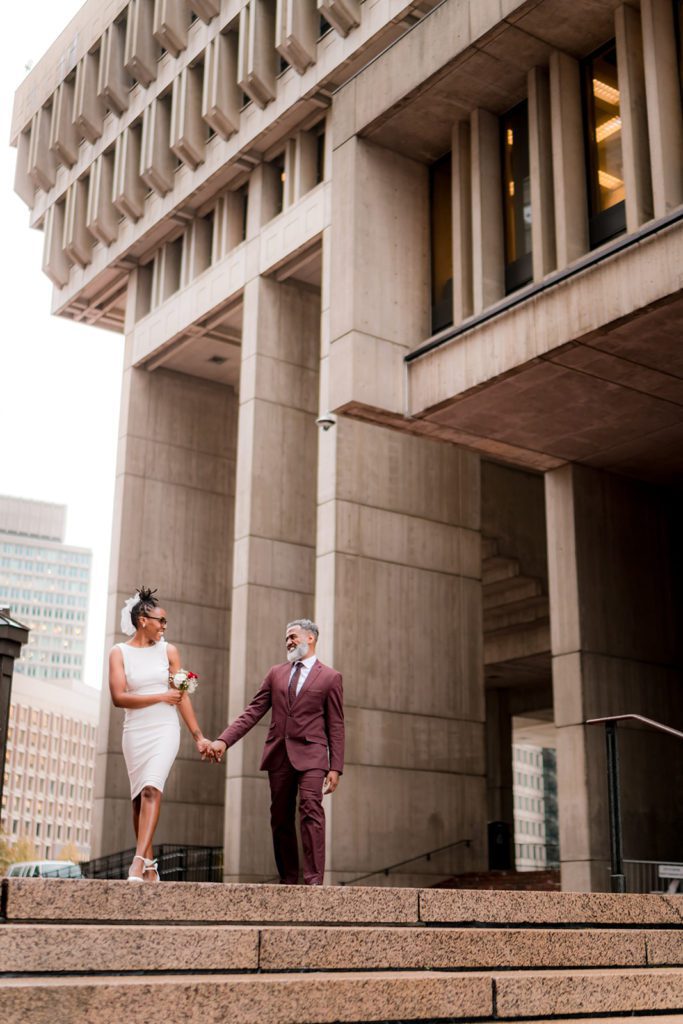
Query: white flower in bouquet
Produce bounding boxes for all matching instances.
[171,669,199,694]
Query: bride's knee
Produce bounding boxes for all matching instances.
[141,785,161,801]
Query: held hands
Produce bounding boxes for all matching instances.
[200,739,227,763]
[195,736,213,758]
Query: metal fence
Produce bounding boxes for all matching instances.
[78,844,223,882]
[623,859,683,893]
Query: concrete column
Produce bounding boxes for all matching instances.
[640,0,683,216]
[549,51,589,266]
[528,67,556,280]
[471,109,505,313]
[247,162,282,234]
[224,274,320,881]
[327,136,429,417]
[315,419,487,885]
[545,464,683,892]
[451,121,473,322]
[92,339,238,856]
[616,4,654,230]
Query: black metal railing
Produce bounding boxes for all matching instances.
[623,859,683,894]
[587,714,683,893]
[338,839,472,886]
[79,844,223,882]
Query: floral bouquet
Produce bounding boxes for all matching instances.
[170,669,199,694]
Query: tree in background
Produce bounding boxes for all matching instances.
[0,833,38,872]
[57,841,83,863]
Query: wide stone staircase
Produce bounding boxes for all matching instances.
[2,880,683,1023]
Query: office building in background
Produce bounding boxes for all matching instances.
[0,495,98,859]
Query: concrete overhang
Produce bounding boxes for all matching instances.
[406,215,683,485]
[335,0,628,163]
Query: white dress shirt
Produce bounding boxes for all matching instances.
[289,654,317,696]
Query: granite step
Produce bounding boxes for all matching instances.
[2,968,683,1023]
[0,971,490,1024]
[3,923,683,974]
[4,879,683,928]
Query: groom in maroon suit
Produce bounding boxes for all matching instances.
[208,619,344,885]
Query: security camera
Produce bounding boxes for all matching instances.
[316,413,337,431]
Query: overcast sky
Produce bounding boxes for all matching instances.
[3,3,124,691]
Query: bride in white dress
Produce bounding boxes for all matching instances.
[108,587,211,881]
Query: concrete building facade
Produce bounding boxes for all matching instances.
[11,0,682,889]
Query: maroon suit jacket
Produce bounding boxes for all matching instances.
[218,660,344,773]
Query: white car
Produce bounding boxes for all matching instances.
[5,860,82,879]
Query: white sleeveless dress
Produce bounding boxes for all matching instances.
[119,640,180,800]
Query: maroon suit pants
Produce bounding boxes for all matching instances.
[268,756,326,885]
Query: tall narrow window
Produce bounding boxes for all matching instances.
[501,100,532,294]
[676,1,683,99]
[582,41,626,247]
[429,152,453,334]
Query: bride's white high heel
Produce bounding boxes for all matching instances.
[143,857,160,882]
[127,854,146,882]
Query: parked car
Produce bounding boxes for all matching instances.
[5,860,82,879]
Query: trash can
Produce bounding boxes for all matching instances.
[488,820,512,870]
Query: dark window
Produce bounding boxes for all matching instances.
[675,1,683,99]
[582,41,626,248]
[239,184,249,241]
[429,152,453,333]
[316,129,325,184]
[501,100,532,293]
[272,152,285,216]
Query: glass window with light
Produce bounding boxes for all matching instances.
[501,100,532,293]
[429,152,453,334]
[582,41,626,247]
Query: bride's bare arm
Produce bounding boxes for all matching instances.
[109,647,183,709]
[166,643,211,755]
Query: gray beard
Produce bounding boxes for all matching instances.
[287,641,308,663]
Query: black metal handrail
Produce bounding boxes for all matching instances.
[338,838,472,886]
[587,714,683,893]
[80,844,223,882]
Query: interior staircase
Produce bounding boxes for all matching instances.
[2,879,683,1023]
[482,536,550,666]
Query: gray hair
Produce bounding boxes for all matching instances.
[286,619,319,641]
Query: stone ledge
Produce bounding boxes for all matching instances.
[0,924,258,974]
[494,967,683,1017]
[258,926,647,971]
[0,924,657,974]
[420,889,683,926]
[2,879,419,924]
[0,971,492,1024]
